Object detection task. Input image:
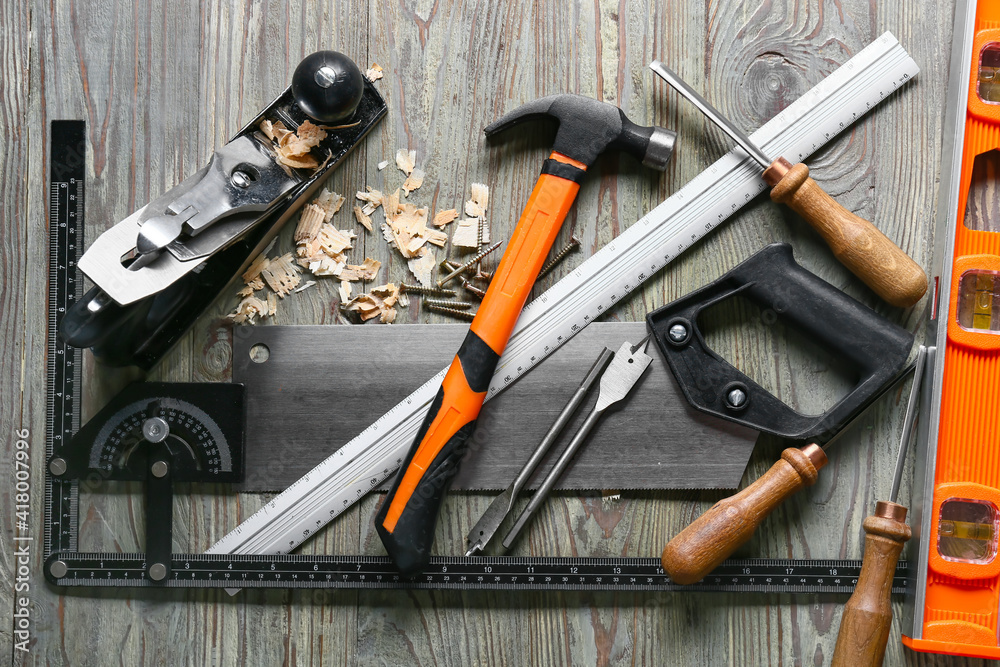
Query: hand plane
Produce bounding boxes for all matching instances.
[61,51,387,369]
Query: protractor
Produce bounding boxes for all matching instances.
[92,397,237,481]
[51,382,245,484]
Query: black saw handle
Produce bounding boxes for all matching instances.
[646,243,913,442]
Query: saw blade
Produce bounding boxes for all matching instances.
[231,323,758,492]
[209,33,919,558]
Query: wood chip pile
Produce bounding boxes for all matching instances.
[229,65,495,326]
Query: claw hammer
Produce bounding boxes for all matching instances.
[375,94,677,573]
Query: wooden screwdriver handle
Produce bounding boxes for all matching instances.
[764,159,927,308]
[831,501,911,667]
[662,445,828,585]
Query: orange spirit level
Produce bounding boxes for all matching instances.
[905,0,1000,659]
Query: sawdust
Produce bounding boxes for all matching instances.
[377,160,389,170]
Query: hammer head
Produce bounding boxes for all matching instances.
[484,94,676,170]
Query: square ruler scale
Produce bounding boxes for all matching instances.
[45,34,917,591]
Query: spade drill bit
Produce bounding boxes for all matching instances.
[465,347,615,557]
[500,337,653,552]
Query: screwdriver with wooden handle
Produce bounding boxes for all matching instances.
[831,345,925,667]
[660,354,921,586]
[649,62,927,308]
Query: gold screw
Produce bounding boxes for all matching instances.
[426,304,476,321]
[424,298,474,310]
[438,242,502,287]
[461,278,487,300]
[400,283,457,298]
[537,236,581,279]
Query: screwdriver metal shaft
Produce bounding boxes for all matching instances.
[649,61,927,309]
[831,345,925,667]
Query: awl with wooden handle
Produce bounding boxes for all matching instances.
[661,356,920,586]
[831,345,925,667]
[649,62,927,308]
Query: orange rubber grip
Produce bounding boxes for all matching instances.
[374,152,584,574]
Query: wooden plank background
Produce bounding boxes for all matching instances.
[2,0,976,664]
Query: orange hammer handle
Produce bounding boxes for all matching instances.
[375,153,584,573]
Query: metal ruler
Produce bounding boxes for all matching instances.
[46,554,908,593]
[209,33,919,559]
[44,120,86,558]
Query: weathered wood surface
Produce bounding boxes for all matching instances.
[3,0,974,664]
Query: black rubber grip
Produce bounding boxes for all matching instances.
[374,386,478,574]
[540,158,586,183]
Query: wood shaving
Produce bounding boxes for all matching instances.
[353,205,373,232]
[383,202,431,258]
[356,187,384,216]
[424,228,448,247]
[314,226,356,257]
[339,281,353,302]
[261,252,301,297]
[396,149,416,175]
[267,292,278,316]
[452,218,490,248]
[295,204,326,243]
[304,255,346,277]
[432,209,459,228]
[243,254,270,285]
[263,119,327,170]
[381,189,401,219]
[293,280,316,294]
[407,249,436,286]
[377,160,389,170]
[339,257,381,282]
[314,188,346,221]
[365,63,384,82]
[402,168,425,196]
[230,295,270,324]
[465,183,489,218]
[341,282,400,323]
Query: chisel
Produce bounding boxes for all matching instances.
[661,357,919,585]
[831,345,925,667]
[649,62,927,308]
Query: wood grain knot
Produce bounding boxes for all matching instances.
[741,52,807,125]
